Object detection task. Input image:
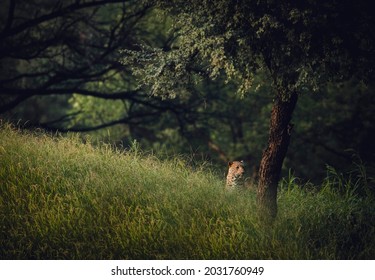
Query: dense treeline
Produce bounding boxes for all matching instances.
[1,0,374,185]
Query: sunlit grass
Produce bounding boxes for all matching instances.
[0,123,374,259]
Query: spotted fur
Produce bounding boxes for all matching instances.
[226,160,245,190]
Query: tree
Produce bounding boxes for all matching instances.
[0,0,151,116]
[122,0,375,221]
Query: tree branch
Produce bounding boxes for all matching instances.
[38,111,162,133]
[0,87,139,99]
[2,0,16,33]
[0,0,131,39]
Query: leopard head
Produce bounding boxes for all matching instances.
[226,160,245,190]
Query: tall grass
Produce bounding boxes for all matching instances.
[0,123,374,259]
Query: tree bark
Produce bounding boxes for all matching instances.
[257,91,298,222]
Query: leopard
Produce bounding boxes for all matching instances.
[225,160,245,190]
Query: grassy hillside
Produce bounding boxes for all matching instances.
[1,123,374,259]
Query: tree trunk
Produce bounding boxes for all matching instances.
[257,91,298,222]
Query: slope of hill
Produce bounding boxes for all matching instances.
[0,123,374,259]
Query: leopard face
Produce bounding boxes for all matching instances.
[226,160,245,190]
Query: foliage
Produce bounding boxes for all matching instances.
[0,0,150,115]
[288,80,375,181]
[1,124,374,259]
[123,0,375,98]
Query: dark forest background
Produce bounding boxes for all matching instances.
[1,0,375,183]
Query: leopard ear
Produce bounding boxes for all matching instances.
[228,161,233,167]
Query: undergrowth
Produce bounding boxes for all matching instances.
[0,123,374,259]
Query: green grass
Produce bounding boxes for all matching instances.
[1,123,374,259]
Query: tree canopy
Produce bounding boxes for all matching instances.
[125,0,374,99]
[0,0,150,114]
